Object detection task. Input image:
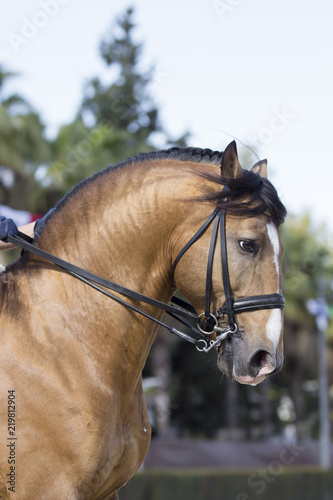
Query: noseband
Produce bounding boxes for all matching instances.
[7,195,284,354]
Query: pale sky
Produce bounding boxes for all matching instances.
[1,0,333,233]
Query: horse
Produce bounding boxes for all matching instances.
[0,141,286,499]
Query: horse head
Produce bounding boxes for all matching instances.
[173,141,286,386]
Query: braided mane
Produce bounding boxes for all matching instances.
[36,146,286,240]
[133,147,286,227]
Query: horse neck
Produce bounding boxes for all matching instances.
[36,163,184,298]
[24,160,216,385]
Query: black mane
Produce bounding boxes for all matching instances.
[137,147,286,227]
[198,169,287,227]
[127,147,224,166]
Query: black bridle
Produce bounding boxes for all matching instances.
[7,202,284,353]
[170,200,285,352]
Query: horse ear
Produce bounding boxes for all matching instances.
[251,159,268,179]
[221,141,243,178]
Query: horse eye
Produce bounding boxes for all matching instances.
[239,240,255,253]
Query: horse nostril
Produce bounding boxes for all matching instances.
[250,349,269,370]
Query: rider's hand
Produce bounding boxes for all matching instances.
[0,217,19,242]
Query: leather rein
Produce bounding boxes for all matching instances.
[7,199,285,353]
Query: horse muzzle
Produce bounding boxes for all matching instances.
[217,330,284,386]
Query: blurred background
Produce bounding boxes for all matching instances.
[1,1,333,498]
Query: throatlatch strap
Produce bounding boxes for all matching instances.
[171,208,218,281]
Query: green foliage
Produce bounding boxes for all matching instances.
[80,8,159,140]
[46,118,145,191]
[38,7,188,199]
[79,8,187,148]
[0,66,50,211]
[1,8,188,211]
[281,214,333,324]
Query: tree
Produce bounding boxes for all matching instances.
[79,7,187,149]
[0,66,49,211]
[80,7,156,136]
[44,118,125,195]
[43,7,188,197]
[280,214,333,439]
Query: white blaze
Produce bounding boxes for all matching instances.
[266,308,283,352]
[266,222,282,351]
[266,221,280,281]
